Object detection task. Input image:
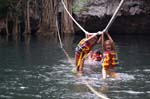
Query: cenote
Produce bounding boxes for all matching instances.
[0,34,150,99]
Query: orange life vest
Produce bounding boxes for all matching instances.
[102,51,119,68]
[77,39,92,54]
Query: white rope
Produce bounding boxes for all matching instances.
[56,18,63,48]
[61,0,98,35]
[85,81,110,99]
[59,0,125,98]
[85,31,103,42]
[103,0,125,32]
[62,0,125,41]
[56,16,110,99]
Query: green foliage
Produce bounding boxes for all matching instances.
[73,0,90,13]
[72,4,82,12]
[80,0,89,3]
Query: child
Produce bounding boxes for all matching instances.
[87,49,102,66]
[75,34,100,74]
[101,32,120,79]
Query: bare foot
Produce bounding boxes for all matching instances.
[71,68,78,74]
[77,71,83,76]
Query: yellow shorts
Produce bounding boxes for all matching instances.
[77,52,87,67]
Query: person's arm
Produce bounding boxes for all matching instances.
[101,33,104,52]
[85,34,88,38]
[85,33,97,38]
[85,33,98,42]
[105,32,116,51]
[105,32,114,43]
[97,36,102,44]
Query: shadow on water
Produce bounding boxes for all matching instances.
[0,34,150,99]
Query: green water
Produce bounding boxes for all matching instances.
[0,35,150,99]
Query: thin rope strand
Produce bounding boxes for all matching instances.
[62,0,125,41]
[56,19,63,48]
[61,0,99,35]
[56,16,110,99]
[61,0,87,33]
[85,81,110,99]
[103,0,125,32]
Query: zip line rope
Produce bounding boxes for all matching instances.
[56,19,63,48]
[56,18,74,66]
[61,0,98,35]
[59,0,125,98]
[85,0,125,42]
[56,19,110,99]
[61,0,125,41]
[103,0,125,32]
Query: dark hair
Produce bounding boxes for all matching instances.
[94,49,101,54]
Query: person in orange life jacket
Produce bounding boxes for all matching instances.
[75,34,101,74]
[101,32,120,79]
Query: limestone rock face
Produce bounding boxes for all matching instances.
[73,0,150,34]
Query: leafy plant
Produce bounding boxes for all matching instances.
[73,0,90,13]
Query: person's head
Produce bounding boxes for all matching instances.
[91,49,102,61]
[94,49,102,55]
[104,40,114,51]
[91,50,102,57]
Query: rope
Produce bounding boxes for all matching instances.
[61,0,125,42]
[61,0,98,35]
[85,81,110,99]
[56,18,74,65]
[59,1,125,98]
[103,0,125,32]
[56,19,63,48]
[56,16,110,99]
[62,0,102,43]
[62,47,110,99]
[85,31,103,42]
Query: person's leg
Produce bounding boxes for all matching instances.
[79,52,90,74]
[109,69,121,79]
[79,54,86,73]
[76,52,84,72]
[102,67,107,79]
[79,60,84,73]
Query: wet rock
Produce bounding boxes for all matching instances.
[73,0,150,34]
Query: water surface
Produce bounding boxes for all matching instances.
[0,35,150,99]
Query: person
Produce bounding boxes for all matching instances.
[101,32,120,79]
[74,34,100,74]
[87,49,102,67]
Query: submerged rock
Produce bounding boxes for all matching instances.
[73,0,150,34]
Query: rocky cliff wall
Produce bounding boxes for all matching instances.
[73,0,150,34]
